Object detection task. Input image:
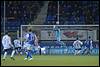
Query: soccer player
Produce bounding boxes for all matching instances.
[13,37,22,55]
[2,32,15,60]
[82,36,93,55]
[73,37,83,55]
[53,25,61,42]
[23,29,39,61]
[53,25,65,46]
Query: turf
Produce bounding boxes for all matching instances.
[1,55,99,66]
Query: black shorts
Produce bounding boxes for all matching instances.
[15,47,21,50]
[4,48,13,52]
[75,48,81,50]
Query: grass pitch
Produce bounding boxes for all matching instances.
[1,55,99,66]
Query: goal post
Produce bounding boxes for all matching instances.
[20,25,99,46]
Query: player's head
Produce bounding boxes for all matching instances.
[88,36,91,40]
[76,37,79,40]
[28,29,32,32]
[5,31,10,35]
[5,31,8,35]
[76,35,79,40]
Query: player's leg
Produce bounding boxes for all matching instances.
[82,47,88,55]
[56,37,65,47]
[23,45,28,55]
[24,51,28,60]
[87,48,91,55]
[74,49,77,55]
[28,45,33,61]
[89,48,92,55]
[77,50,81,55]
[17,47,22,55]
[10,48,15,60]
[74,49,81,55]
[55,36,61,46]
[24,44,29,60]
[24,49,29,60]
[19,47,23,55]
[24,45,33,60]
[55,41,61,46]
[2,49,8,60]
[15,48,18,55]
[28,50,33,61]
[83,48,89,55]
[24,50,32,61]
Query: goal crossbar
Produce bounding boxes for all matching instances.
[21,25,99,27]
[20,25,99,45]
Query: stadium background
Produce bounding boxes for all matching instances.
[1,1,99,56]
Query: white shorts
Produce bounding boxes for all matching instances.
[27,45,33,50]
[23,43,33,50]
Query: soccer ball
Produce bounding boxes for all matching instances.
[56,21,59,25]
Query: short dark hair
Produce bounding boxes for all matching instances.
[88,36,91,39]
[76,37,79,40]
[76,35,79,40]
[5,31,8,34]
[29,29,32,32]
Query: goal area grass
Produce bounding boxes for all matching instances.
[1,55,99,66]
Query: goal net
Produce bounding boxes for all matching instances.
[20,25,99,46]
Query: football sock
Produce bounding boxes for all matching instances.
[11,50,15,57]
[3,52,7,59]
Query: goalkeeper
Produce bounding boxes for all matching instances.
[53,25,65,46]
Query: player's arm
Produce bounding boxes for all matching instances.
[34,34,39,46]
[80,41,83,48]
[80,41,83,46]
[90,40,93,49]
[2,37,5,51]
[9,37,14,48]
[73,41,76,47]
[2,37,4,45]
[34,34,41,49]
[53,25,56,31]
